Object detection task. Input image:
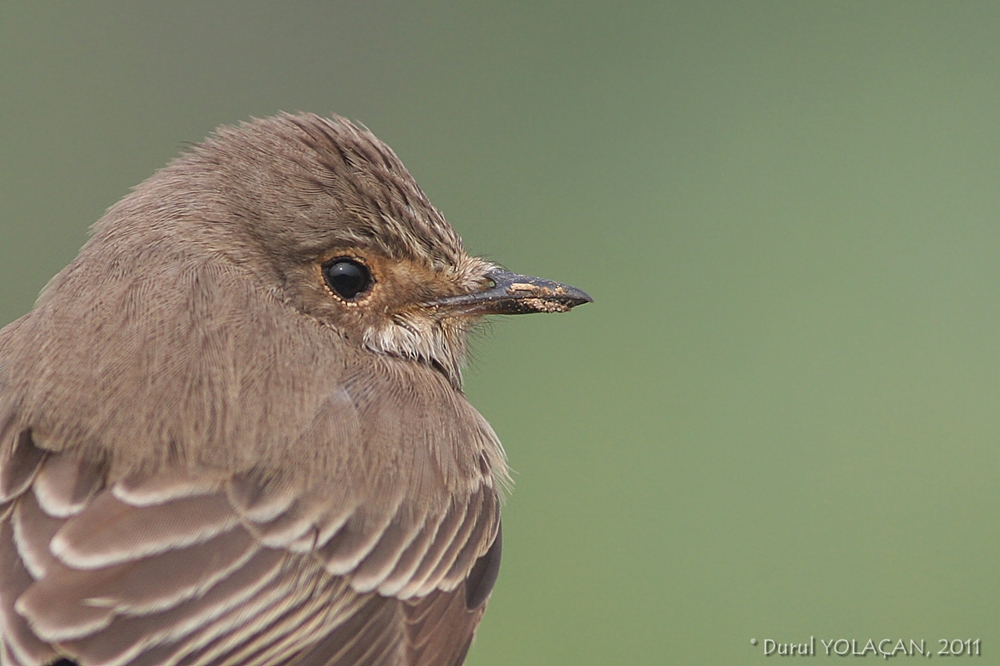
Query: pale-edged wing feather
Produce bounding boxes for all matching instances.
[0,433,500,666]
[0,518,59,666]
[403,590,481,666]
[0,431,46,504]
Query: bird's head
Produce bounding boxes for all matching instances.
[103,113,590,388]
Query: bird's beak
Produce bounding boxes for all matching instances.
[428,269,592,316]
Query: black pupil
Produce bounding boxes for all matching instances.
[323,259,371,300]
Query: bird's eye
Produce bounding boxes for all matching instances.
[322,258,373,301]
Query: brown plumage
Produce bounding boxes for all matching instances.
[0,114,589,666]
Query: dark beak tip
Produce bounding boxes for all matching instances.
[556,290,593,311]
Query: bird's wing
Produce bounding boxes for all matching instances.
[0,426,502,666]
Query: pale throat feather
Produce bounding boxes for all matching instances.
[362,314,472,388]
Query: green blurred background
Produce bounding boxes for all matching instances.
[2,2,998,663]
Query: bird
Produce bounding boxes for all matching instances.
[0,113,590,666]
